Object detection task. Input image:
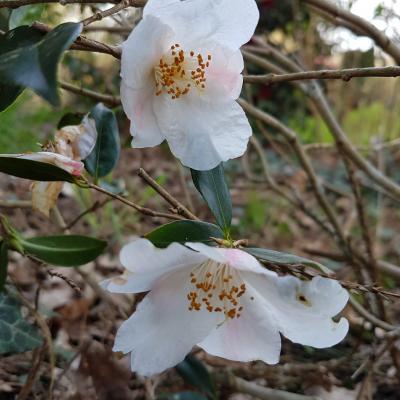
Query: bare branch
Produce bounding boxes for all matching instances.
[138,168,199,221]
[302,247,400,281]
[60,81,121,106]
[244,66,400,85]
[86,180,186,221]
[81,0,141,26]
[244,44,400,201]
[32,21,121,59]
[216,373,322,400]
[349,296,395,331]
[0,0,145,8]
[301,0,400,63]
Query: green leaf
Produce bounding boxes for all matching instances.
[191,164,232,234]
[0,22,82,106]
[84,103,120,179]
[245,247,332,273]
[20,235,107,266]
[0,292,42,354]
[9,5,45,30]
[0,26,44,111]
[146,221,223,248]
[176,355,216,399]
[0,156,76,182]
[0,241,8,291]
[158,392,208,400]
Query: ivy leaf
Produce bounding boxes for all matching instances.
[245,247,332,274]
[20,235,107,266]
[0,22,82,107]
[146,221,223,248]
[0,241,8,291]
[191,164,232,234]
[0,156,76,182]
[84,103,120,179]
[0,292,42,354]
[176,355,216,399]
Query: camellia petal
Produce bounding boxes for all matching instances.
[121,82,164,148]
[199,286,281,364]
[244,273,350,348]
[113,268,224,376]
[144,0,259,49]
[186,243,277,278]
[102,239,207,293]
[121,15,174,90]
[120,239,206,274]
[201,42,244,101]
[153,96,252,170]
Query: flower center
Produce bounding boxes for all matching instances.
[154,43,211,99]
[187,260,246,320]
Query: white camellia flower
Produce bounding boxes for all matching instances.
[120,0,259,170]
[103,239,349,376]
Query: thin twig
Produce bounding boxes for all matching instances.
[17,346,45,400]
[1,0,119,6]
[47,269,82,292]
[82,0,139,26]
[138,168,199,220]
[302,247,400,281]
[0,200,31,208]
[32,22,121,59]
[349,296,395,331]
[216,372,321,400]
[60,81,121,107]
[244,66,400,85]
[87,180,186,221]
[65,198,112,230]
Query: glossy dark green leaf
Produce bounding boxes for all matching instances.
[245,247,331,273]
[176,355,216,399]
[158,392,208,400]
[191,164,232,234]
[0,156,76,182]
[0,22,82,106]
[0,25,44,111]
[0,242,8,291]
[84,103,120,178]
[21,235,107,266]
[146,221,223,248]
[0,292,42,354]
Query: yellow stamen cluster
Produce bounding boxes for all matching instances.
[155,43,211,99]
[187,262,246,320]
